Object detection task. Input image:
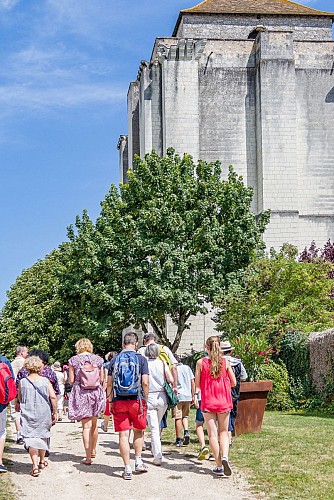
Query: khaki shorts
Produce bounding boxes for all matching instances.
[172,401,191,419]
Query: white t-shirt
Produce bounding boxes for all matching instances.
[147,358,171,393]
[55,371,65,390]
[176,364,194,402]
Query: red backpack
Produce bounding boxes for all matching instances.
[0,362,17,404]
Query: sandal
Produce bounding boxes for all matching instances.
[81,458,92,465]
[30,467,40,477]
[38,461,48,470]
[91,451,96,459]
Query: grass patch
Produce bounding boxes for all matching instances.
[161,409,334,499]
[0,441,15,500]
[231,411,334,499]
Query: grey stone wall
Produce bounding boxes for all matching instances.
[119,9,334,353]
[117,135,128,184]
[166,309,217,354]
[123,15,334,252]
[150,63,163,155]
[309,328,334,391]
[177,14,333,41]
[127,82,140,169]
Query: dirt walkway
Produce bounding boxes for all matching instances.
[8,418,257,500]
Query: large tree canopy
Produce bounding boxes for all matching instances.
[0,244,73,359]
[64,149,269,351]
[1,150,269,355]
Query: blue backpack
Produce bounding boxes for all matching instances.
[113,350,140,397]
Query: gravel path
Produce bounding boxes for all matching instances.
[8,418,257,500]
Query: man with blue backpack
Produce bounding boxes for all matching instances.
[107,332,149,480]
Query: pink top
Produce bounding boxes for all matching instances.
[200,357,233,413]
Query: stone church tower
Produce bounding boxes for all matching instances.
[118,0,334,252]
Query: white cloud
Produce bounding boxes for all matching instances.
[0,40,123,120]
[0,0,20,10]
[0,83,125,115]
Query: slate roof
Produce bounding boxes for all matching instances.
[181,0,334,17]
[173,0,334,37]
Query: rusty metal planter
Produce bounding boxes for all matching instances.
[234,380,273,436]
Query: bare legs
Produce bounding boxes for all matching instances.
[119,428,144,467]
[196,422,206,449]
[203,412,230,468]
[81,416,98,462]
[119,430,131,466]
[103,414,111,432]
[175,416,189,439]
[28,447,39,473]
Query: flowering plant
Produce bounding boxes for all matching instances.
[230,333,274,382]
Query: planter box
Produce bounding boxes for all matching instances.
[234,380,273,436]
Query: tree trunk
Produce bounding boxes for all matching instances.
[149,318,173,351]
[139,320,148,334]
[171,309,190,352]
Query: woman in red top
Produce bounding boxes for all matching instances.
[194,336,236,477]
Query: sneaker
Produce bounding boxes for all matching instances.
[212,467,225,476]
[174,440,183,447]
[197,446,209,461]
[122,470,132,480]
[222,457,232,476]
[152,456,162,466]
[208,453,215,461]
[183,433,190,445]
[100,421,107,432]
[16,438,24,445]
[0,465,8,473]
[135,462,148,473]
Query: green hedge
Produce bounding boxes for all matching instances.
[279,331,313,402]
[257,360,294,411]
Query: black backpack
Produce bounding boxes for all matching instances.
[231,362,242,402]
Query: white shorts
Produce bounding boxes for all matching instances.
[0,409,7,439]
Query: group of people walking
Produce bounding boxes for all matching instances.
[0,332,247,480]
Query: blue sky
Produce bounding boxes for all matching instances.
[0,0,333,308]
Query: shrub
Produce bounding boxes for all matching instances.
[279,330,313,402]
[232,333,273,382]
[257,360,294,411]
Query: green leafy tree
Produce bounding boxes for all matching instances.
[0,244,72,360]
[1,149,269,356]
[61,209,122,356]
[84,149,269,351]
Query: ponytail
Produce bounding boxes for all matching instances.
[206,336,222,378]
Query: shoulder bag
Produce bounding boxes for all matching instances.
[162,361,179,410]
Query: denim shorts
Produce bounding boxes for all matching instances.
[195,403,204,424]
